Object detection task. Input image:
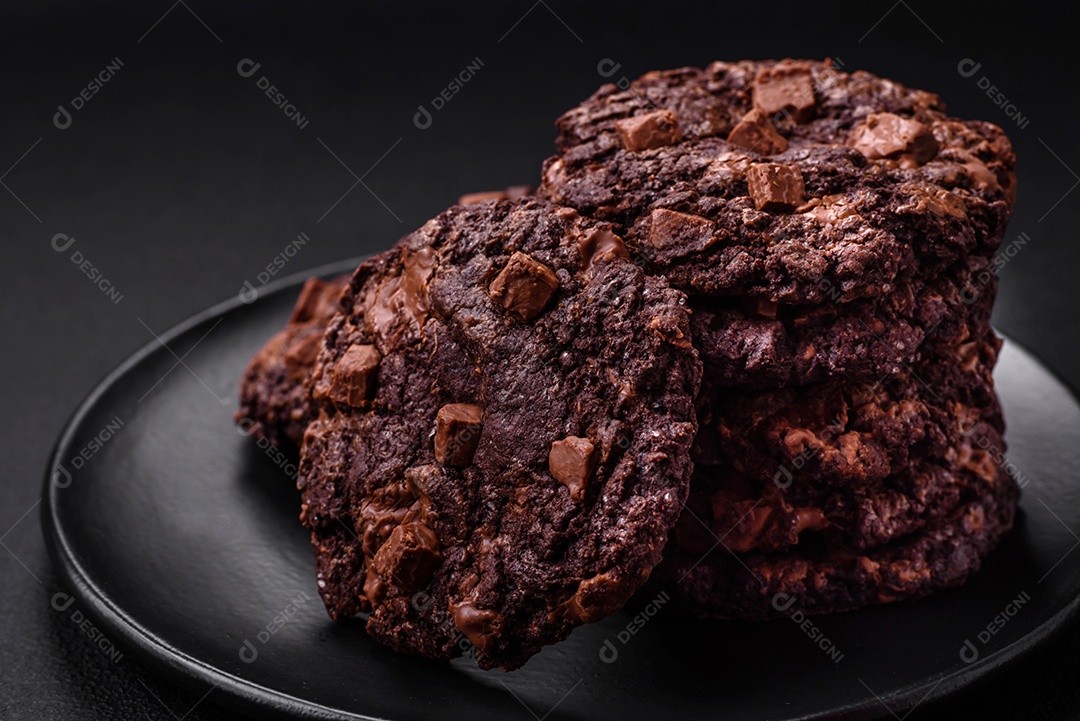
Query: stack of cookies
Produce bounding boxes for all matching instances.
[237,59,1018,669]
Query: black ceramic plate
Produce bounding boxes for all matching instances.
[42,259,1080,721]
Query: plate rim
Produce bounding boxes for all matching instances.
[39,259,1080,721]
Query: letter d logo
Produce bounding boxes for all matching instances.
[772,592,796,612]
[54,105,72,130]
[599,639,619,663]
[239,281,258,304]
[53,464,72,489]
[957,58,982,78]
[52,233,75,252]
[773,465,793,489]
[236,59,261,78]
[413,105,432,130]
[597,58,622,78]
[51,592,75,612]
[239,639,258,663]
[959,639,979,664]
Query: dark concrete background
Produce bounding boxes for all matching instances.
[1,1,1077,718]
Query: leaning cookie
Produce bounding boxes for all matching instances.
[541,58,1016,306]
[298,198,701,670]
[236,276,345,447]
[654,459,1019,619]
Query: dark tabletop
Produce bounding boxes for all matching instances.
[2,1,1077,719]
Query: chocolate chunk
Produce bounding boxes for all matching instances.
[726,108,788,155]
[283,332,322,378]
[615,109,683,151]
[434,403,484,466]
[289,277,341,324]
[549,436,597,501]
[451,602,501,655]
[363,564,386,605]
[459,190,507,205]
[372,522,442,592]
[565,573,624,623]
[489,251,559,321]
[754,299,779,319]
[752,63,816,123]
[577,227,629,270]
[648,208,715,252]
[326,344,380,407]
[850,112,939,165]
[746,163,806,212]
[363,246,435,341]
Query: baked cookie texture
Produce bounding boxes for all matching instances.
[691,251,997,389]
[541,59,1015,306]
[654,461,1018,619]
[233,59,1020,660]
[298,198,701,669]
[236,276,345,447]
[536,58,1017,617]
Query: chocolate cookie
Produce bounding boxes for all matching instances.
[298,198,701,669]
[681,420,1005,556]
[695,328,1003,488]
[691,251,997,389]
[655,458,1018,619]
[236,276,345,447]
[540,59,1016,306]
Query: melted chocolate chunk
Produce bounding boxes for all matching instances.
[549,436,597,501]
[753,62,816,123]
[324,343,380,407]
[726,108,788,155]
[746,163,806,212]
[451,602,502,655]
[489,251,559,321]
[850,112,939,165]
[648,208,716,253]
[577,227,629,270]
[434,403,484,466]
[372,522,442,592]
[615,109,683,151]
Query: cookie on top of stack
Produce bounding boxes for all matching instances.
[235,59,1018,668]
